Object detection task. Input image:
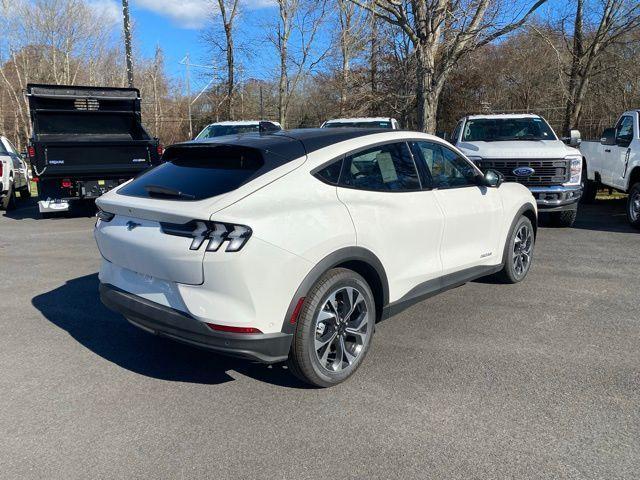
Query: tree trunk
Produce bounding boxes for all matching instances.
[278,42,287,128]
[122,0,135,87]
[224,22,234,120]
[563,0,583,136]
[369,15,378,114]
[415,43,437,133]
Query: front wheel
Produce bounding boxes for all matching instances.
[627,182,640,230]
[495,215,535,284]
[549,209,577,228]
[288,268,376,387]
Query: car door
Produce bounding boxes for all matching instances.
[335,141,444,301]
[412,140,503,275]
[609,115,635,189]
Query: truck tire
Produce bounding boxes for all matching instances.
[0,184,15,211]
[19,184,31,199]
[580,170,597,204]
[627,182,640,230]
[288,268,375,388]
[495,215,535,284]
[550,209,577,228]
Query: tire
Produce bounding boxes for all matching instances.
[549,209,577,228]
[0,183,15,211]
[288,268,376,387]
[627,182,640,230]
[580,164,597,204]
[19,184,31,198]
[495,215,535,284]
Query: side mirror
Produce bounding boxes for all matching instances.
[569,129,581,147]
[479,169,503,188]
[600,128,616,146]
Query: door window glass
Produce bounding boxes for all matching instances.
[340,142,420,191]
[414,141,478,189]
[615,116,634,147]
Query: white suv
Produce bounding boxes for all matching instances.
[95,129,537,387]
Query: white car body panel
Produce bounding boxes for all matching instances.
[96,130,536,340]
[1,136,29,197]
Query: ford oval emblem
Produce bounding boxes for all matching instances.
[513,166,535,177]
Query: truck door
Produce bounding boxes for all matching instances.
[609,115,634,190]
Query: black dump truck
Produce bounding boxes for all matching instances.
[26,84,162,216]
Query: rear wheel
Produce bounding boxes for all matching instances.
[19,184,31,198]
[288,268,375,387]
[0,184,15,211]
[627,182,640,230]
[495,216,535,284]
[549,209,577,228]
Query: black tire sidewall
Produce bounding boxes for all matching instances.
[291,269,375,387]
[627,183,640,229]
[503,216,534,283]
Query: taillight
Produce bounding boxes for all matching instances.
[0,162,3,177]
[27,146,35,158]
[206,323,262,334]
[32,177,39,183]
[61,179,72,188]
[160,220,252,252]
[96,209,115,222]
[157,144,164,156]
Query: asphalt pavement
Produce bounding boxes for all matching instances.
[0,197,638,479]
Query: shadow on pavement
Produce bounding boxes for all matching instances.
[572,198,636,234]
[32,273,310,389]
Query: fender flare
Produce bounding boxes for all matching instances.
[281,247,389,334]
[500,202,537,265]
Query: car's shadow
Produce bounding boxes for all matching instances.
[571,198,636,233]
[31,273,310,389]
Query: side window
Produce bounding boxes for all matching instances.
[414,141,478,189]
[0,139,9,155]
[314,159,343,185]
[615,116,634,147]
[340,142,420,192]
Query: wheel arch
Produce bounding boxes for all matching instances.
[500,202,537,265]
[282,247,389,333]
[627,166,640,192]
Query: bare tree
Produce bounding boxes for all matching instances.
[121,0,134,87]
[216,0,239,119]
[350,0,548,132]
[272,0,329,128]
[561,0,640,134]
[336,0,366,115]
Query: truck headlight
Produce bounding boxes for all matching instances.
[565,156,582,186]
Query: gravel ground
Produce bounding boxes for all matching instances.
[0,197,638,479]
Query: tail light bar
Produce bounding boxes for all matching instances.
[27,146,35,158]
[96,209,115,222]
[160,220,252,252]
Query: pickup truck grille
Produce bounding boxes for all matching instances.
[476,159,570,186]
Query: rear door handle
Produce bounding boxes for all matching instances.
[604,149,611,153]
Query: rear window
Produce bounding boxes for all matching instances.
[196,124,259,139]
[118,145,264,201]
[324,121,391,129]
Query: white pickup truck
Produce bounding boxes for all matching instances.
[451,114,583,227]
[580,110,640,229]
[0,136,30,210]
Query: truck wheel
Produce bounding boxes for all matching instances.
[550,209,577,228]
[0,184,15,211]
[627,183,640,230]
[288,268,375,388]
[19,184,31,199]
[495,215,535,284]
[580,168,597,204]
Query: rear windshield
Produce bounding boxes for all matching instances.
[118,145,264,201]
[324,121,391,129]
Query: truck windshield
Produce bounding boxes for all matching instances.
[324,121,392,129]
[462,118,556,142]
[196,124,260,139]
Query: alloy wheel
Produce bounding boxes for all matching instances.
[313,286,369,372]
[513,223,533,277]
[630,191,640,222]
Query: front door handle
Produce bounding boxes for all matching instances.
[604,149,612,153]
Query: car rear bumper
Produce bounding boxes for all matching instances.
[529,185,582,212]
[99,283,293,363]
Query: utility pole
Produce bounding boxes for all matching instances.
[122,0,134,87]
[184,54,192,139]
